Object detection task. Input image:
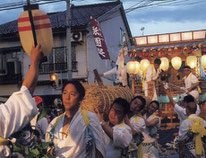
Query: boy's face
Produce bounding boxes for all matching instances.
[183,68,191,76]
[108,103,124,125]
[154,63,160,70]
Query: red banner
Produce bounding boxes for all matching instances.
[90,16,110,60]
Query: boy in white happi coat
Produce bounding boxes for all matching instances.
[165,87,200,125]
[183,66,200,101]
[142,101,161,158]
[125,96,146,158]
[0,45,42,157]
[199,99,206,156]
[45,80,106,158]
[144,58,161,100]
[179,102,206,158]
[96,97,132,158]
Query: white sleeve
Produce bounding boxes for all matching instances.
[153,68,160,80]
[113,125,132,148]
[36,117,49,135]
[178,120,190,141]
[174,104,184,116]
[196,104,200,116]
[146,66,152,82]
[191,74,198,83]
[103,68,116,76]
[0,86,38,138]
[88,112,106,157]
[132,118,146,132]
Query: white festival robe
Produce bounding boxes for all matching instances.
[45,109,106,158]
[103,66,128,86]
[174,103,200,125]
[178,114,205,158]
[104,122,132,158]
[0,86,38,157]
[142,114,161,158]
[183,72,199,100]
[145,65,161,100]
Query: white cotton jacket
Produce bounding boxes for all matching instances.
[46,109,106,158]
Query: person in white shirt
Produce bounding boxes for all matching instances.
[144,58,161,100]
[199,99,206,155]
[96,97,132,158]
[125,96,146,158]
[178,102,205,158]
[30,96,49,141]
[165,88,200,125]
[183,65,200,101]
[101,65,128,86]
[0,45,42,157]
[142,100,161,158]
[45,80,105,158]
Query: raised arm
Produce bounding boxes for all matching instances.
[165,88,176,106]
[22,45,42,95]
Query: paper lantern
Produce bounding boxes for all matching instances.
[186,56,197,68]
[160,57,169,71]
[126,60,140,75]
[201,55,206,68]
[140,59,150,72]
[171,57,182,70]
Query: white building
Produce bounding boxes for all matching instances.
[0,1,132,105]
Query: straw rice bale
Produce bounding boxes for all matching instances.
[81,83,134,115]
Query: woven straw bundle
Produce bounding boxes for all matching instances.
[80,83,134,114]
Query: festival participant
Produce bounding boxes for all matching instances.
[30,96,49,141]
[182,65,200,101]
[142,100,161,158]
[45,80,105,158]
[125,96,146,158]
[199,99,206,155]
[100,46,129,87]
[96,97,132,158]
[144,58,161,100]
[165,88,200,125]
[179,102,206,158]
[0,45,42,156]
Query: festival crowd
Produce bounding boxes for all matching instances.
[0,45,205,158]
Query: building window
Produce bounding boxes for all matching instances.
[120,27,125,45]
[39,46,77,74]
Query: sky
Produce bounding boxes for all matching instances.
[0,0,206,37]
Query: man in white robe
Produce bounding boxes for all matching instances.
[183,66,200,101]
[96,98,132,158]
[0,45,42,157]
[144,58,161,100]
[165,88,200,125]
[179,102,205,158]
[45,109,106,158]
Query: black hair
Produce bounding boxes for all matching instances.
[184,65,191,69]
[186,102,197,114]
[110,97,130,115]
[62,80,85,101]
[130,96,146,111]
[149,100,160,110]
[183,95,195,103]
[154,58,161,65]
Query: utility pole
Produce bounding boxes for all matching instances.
[66,0,72,79]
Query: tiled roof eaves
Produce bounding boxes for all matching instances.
[0,1,121,35]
